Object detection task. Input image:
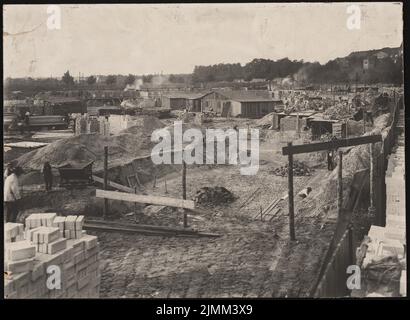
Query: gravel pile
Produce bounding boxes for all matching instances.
[271,160,314,177]
[193,186,235,206]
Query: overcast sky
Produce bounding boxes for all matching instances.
[3,3,403,78]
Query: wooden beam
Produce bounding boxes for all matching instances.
[96,189,195,210]
[282,134,382,155]
[93,175,135,193]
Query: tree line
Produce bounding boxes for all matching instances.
[191,53,403,85]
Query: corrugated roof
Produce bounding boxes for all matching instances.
[163,91,213,100]
[215,90,279,103]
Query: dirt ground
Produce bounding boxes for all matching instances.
[96,130,337,298]
[11,119,340,298]
[95,157,337,298]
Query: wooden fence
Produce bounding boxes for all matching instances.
[314,227,355,297]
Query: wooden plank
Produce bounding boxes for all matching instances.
[261,199,280,218]
[93,175,135,193]
[95,189,195,210]
[268,208,281,221]
[282,134,382,155]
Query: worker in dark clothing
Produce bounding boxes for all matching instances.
[327,150,334,171]
[24,111,30,133]
[42,161,53,191]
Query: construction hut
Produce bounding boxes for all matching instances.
[161,92,212,111]
[271,110,317,131]
[201,90,282,118]
[306,115,346,140]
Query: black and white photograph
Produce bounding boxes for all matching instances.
[3,2,406,301]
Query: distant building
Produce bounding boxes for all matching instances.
[162,92,212,111]
[202,90,282,118]
[38,97,85,116]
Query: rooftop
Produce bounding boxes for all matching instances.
[216,90,280,103]
[163,91,213,100]
[43,97,82,104]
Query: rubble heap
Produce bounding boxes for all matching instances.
[272,160,314,177]
[4,213,100,299]
[323,103,354,120]
[193,186,235,206]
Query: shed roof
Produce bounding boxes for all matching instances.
[276,110,317,117]
[215,90,280,103]
[163,91,213,100]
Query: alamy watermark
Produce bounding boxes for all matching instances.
[150,121,260,175]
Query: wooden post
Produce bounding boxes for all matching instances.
[338,150,343,220]
[182,160,187,228]
[296,112,300,136]
[287,142,296,241]
[345,119,349,139]
[164,177,168,194]
[153,174,157,189]
[363,108,366,134]
[103,146,108,219]
[368,143,376,221]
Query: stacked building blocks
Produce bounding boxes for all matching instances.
[64,215,85,239]
[4,213,100,299]
[5,223,25,243]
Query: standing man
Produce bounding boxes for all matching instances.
[4,167,23,222]
[24,111,30,133]
[42,161,53,192]
[327,150,334,171]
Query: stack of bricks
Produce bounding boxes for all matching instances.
[5,223,25,243]
[4,213,101,299]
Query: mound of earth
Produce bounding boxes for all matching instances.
[17,116,166,171]
[120,115,165,135]
[16,133,153,171]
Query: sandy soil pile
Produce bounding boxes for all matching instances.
[255,113,275,127]
[17,116,166,171]
[119,115,165,135]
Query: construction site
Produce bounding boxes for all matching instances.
[3,4,406,300]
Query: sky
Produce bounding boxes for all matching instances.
[3,3,403,78]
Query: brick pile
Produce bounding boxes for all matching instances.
[4,213,100,299]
